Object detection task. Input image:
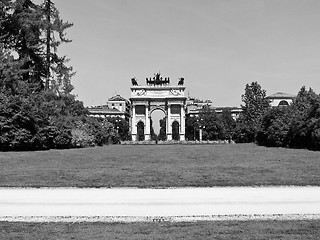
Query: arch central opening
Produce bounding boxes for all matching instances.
[150,109,166,140]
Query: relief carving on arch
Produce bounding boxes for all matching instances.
[170,89,182,96]
[135,89,146,96]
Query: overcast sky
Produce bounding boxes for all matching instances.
[41,0,320,107]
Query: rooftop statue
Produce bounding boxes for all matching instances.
[146,72,170,86]
[178,77,184,85]
[131,77,138,86]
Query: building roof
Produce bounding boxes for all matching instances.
[87,106,121,114]
[266,92,296,99]
[108,94,128,102]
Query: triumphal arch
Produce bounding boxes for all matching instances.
[130,73,186,141]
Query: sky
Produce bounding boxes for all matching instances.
[36,0,320,107]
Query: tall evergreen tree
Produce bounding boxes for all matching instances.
[287,87,320,149]
[41,0,74,94]
[234,82,270,143]
[158,117,167,141]
[1,0,45,92]
[0,0,85,151]
[241,82,270,126]
[0,0,74,94]
[199,108,225,140]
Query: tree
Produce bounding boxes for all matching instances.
[241,82,270,126]
[0,89,77,150]
[220,108,236,141]
[287,87,320,149]
[42,0,74,94]
[1,0,45,91]
[149,118,157,141]
[0,0,74,94]
[185,115,197,140]
[233,118,256,143]
[185,108,235,141]
[0,50,25,94]
[199,108,224,141]
[158,117,166,141]
[0,1,101,151]
[235,82,270,142]
[256,107,292,147]
[106,117,130,141]
[255,86,320,150]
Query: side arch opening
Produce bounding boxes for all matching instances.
[137,121,145,141]
[172,121,180,141]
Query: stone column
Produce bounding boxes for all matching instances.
[180,105,185,141]
[167,104,172,140]
[145,104,150,141]
[131,104,137,141]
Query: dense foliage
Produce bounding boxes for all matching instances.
[158,117,167,141]
[185,108,236,141]
[185,81,320,151]
[106,117,130,141]
[233,82,270,143]
[232,82,320,150]
[0,0,120,151]
[256,87,320,150]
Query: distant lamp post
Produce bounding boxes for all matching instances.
[195,118,205,142]
[199,126,205,142]
[199,119,206,142]
[115,118,121,139]
[194,118,199,141]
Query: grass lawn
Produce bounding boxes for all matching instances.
[1,220,320,239]
[0,143,319,188]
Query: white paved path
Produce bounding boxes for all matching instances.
[1,187,320,218]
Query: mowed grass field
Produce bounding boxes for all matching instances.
[1,220,320,239]
[0,143,319,187]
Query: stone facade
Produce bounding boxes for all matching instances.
[87,95,130,119]
[185,97,241,120]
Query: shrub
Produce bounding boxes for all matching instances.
[71,128,95,148]
[256,107,291,147]
[233,121,255,143]
[69,117,121,148]
[54,129,72,149]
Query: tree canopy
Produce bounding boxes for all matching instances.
[233,82,270,143]
[255,86,320,150]
[0,0,121,151]
[0,0,74,94]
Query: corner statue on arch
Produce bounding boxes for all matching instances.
[130,73,187,141]
[131,77,138,86]
[178,77,184,85]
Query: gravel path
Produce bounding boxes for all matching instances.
[1,187,320,222]
[2,214,320,223]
